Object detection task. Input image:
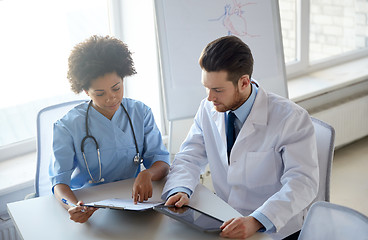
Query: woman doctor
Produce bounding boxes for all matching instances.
[50,35,170,223]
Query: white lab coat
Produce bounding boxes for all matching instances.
[163,87,319,239]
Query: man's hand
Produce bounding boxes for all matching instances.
[164,192,189,207]
[220,216,263,239]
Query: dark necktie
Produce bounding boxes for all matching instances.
[226,111,236,161]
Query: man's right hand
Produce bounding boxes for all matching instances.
[164,192,189,207]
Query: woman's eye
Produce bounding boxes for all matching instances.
[96,93,104,97]
[113,87,120,92]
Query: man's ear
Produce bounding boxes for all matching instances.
[238,75,250,91]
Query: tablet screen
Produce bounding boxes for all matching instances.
[153,205,224,233]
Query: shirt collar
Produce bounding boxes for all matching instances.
[231,83,258,124]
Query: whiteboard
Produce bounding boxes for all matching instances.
[154,0,287,121]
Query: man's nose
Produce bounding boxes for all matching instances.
[207,90,215,102]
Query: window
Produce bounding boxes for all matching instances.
[114,1,165,137]
[0,0,111,156]
[279,0,368,78]
[279,0,297,63]
[310,0,368,61]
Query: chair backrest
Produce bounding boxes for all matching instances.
[311,117,335,203]
[298,201,368,240]
[35,100,86,197]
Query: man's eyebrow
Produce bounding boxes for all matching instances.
[201,82,224,90]
[209,87,225,90]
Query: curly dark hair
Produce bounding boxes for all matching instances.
[67,35,136,93]
[199,36,253,87]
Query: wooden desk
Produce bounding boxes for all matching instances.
[7,179,271,240]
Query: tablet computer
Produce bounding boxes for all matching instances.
[153,205,224,233]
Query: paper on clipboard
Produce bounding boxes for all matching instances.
[84,198,163,211]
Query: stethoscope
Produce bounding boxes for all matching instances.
[81,100,143,184]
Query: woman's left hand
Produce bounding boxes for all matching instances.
[132,170,153,204]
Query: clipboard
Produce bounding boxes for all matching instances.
[84,198,164,211]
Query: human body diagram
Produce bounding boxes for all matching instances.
[210,0,258,38]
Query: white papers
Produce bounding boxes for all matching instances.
[85,198,163,211]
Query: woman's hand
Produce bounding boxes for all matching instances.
[132,170,153,204]
[54,184,97,223]
[132,161,170,204]
[67,200,97,223]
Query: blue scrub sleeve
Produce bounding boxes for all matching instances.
[141,107,170,168]
[49,121,76,189]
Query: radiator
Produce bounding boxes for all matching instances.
[0,220,20,240]
[311,94,368,148]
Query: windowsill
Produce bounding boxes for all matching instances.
[288,57,368,103]
[0,151,36,196]
[1,57,368,197]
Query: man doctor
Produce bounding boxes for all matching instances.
[162,36,319,239]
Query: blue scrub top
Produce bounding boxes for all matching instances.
[49,98,170,191]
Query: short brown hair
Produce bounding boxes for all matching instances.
[67,35,136,93]
[199,36,253,86]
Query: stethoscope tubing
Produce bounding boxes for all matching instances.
[81,100,142,184]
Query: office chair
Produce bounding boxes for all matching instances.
[291,118,335,238]
[310,117,335,203]
[298,201,368,240]
[31,100,86,198]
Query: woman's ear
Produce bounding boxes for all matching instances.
[84,89,90,96]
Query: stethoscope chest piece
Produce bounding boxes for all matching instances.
[134,153,143,165]
[88,178,105,184]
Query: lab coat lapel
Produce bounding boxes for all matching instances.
[211,107,227,147]
[210,106,230,168]
[235,87,268,144]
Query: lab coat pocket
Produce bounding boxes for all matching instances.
[245,151,278,189]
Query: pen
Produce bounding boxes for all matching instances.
[61,198,77,207]
[61,198,85,212]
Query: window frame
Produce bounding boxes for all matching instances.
[285,0,368,79]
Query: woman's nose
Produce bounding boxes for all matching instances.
[106,92,116,102]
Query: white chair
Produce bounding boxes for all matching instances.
[285,118,335,238]
[34,100,86,197]
[310,117,335,203]
[298,201,368,240]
